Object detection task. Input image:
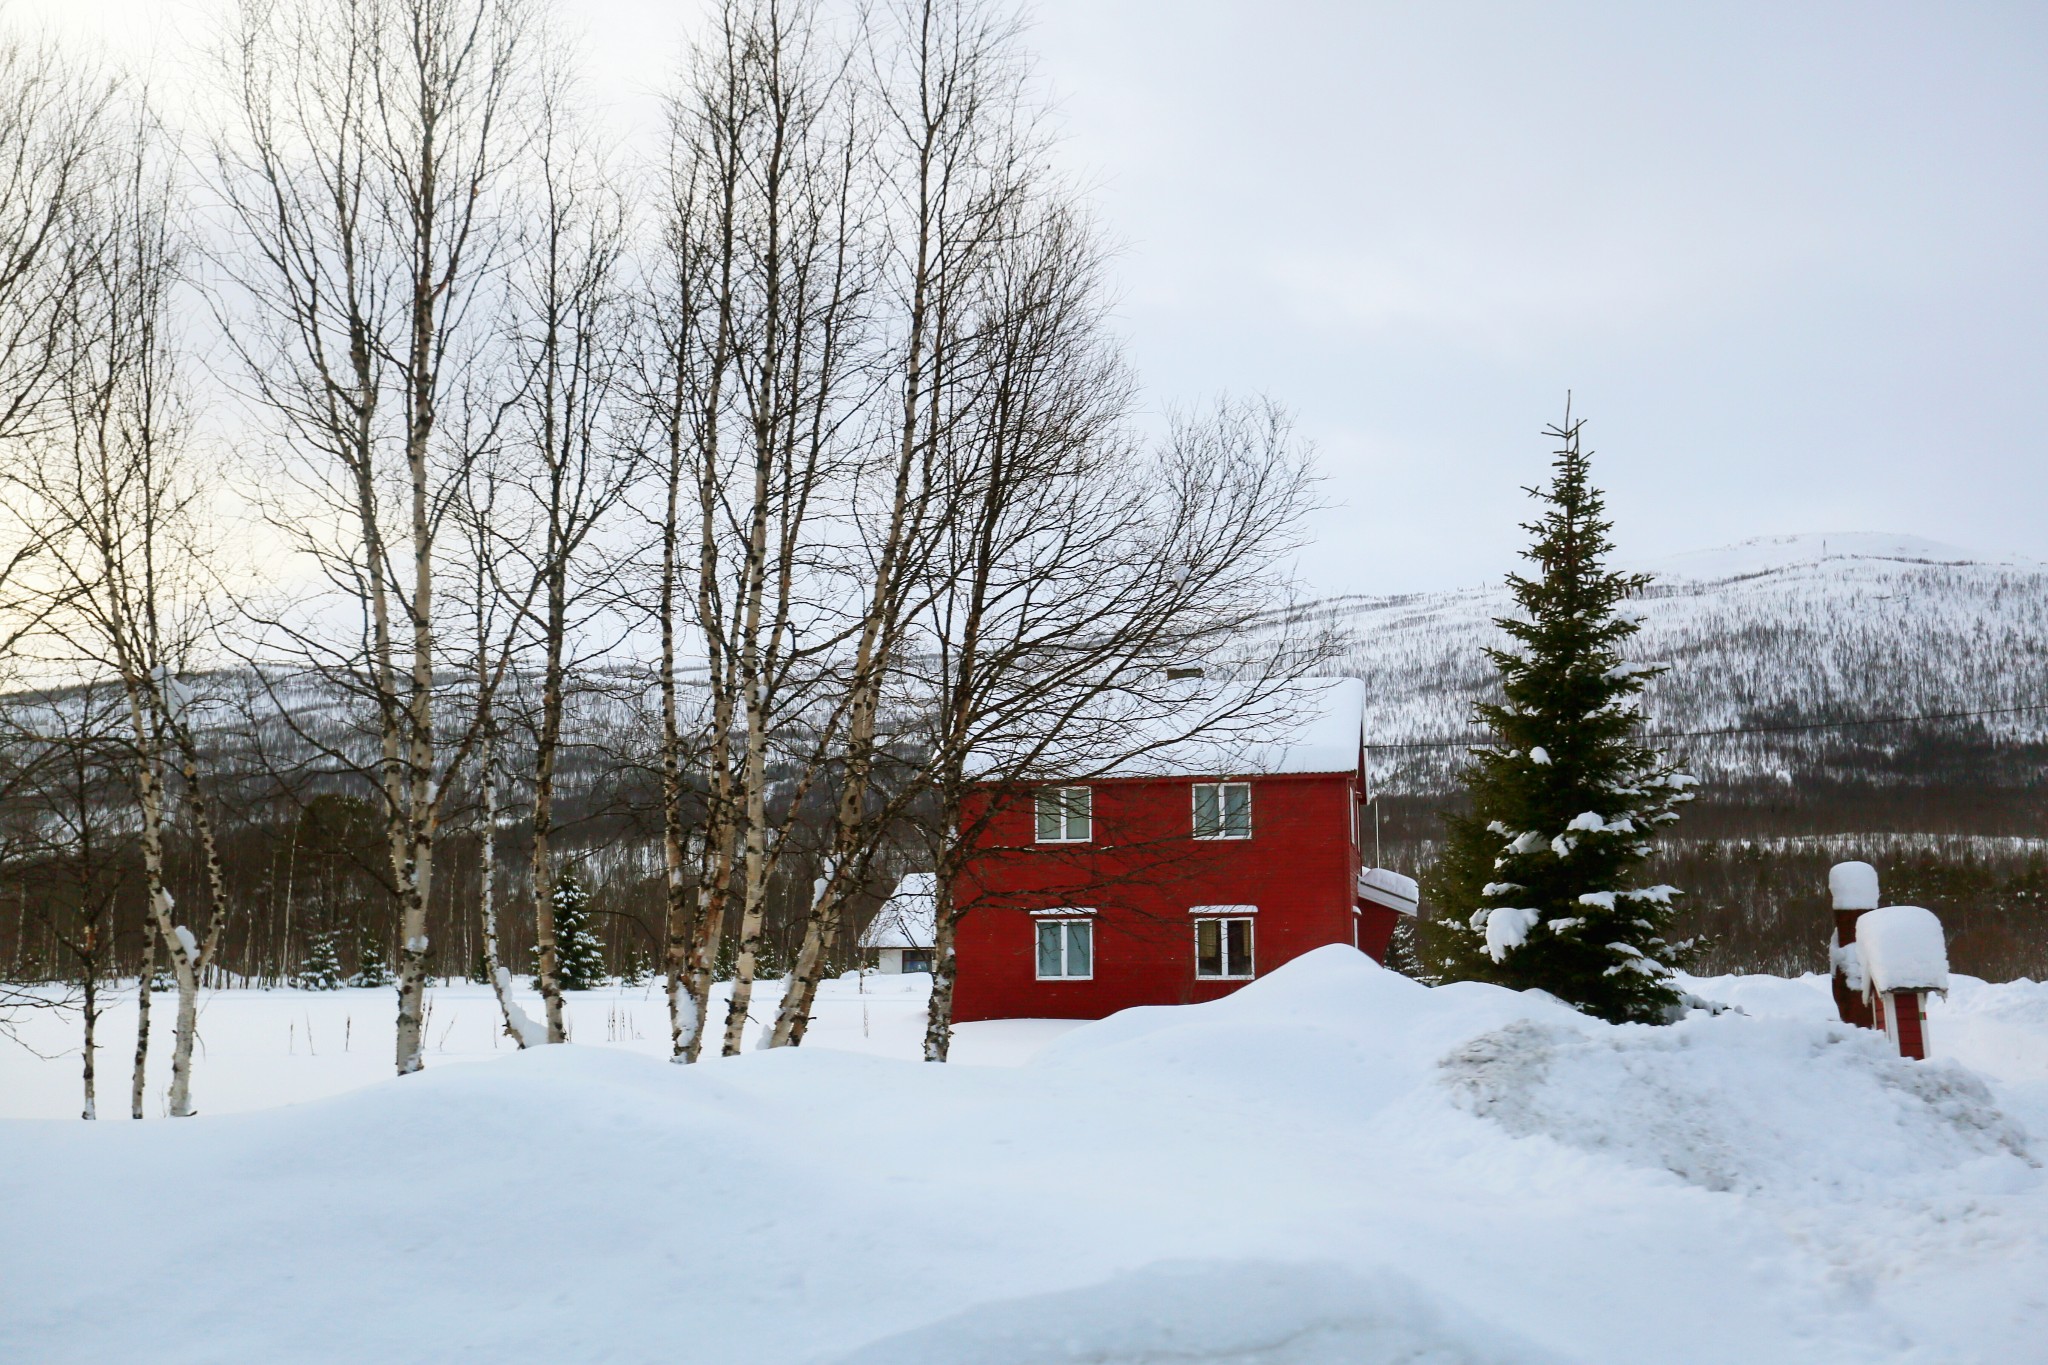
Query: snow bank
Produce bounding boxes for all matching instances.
[1440,1016,2028,1200]
[1857,904,1950,994]
[4,950,2046,1363]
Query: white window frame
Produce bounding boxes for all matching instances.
[1034,786,1093,843]
[1034,915,1094,980]
[1191,781,1252,840]
[1193,915,1255,981]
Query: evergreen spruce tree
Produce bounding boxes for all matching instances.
[618,945,653,987]
[1381,916,1432,984]
[348,916,394,988]
[544,867,608,991]
[298,930,345,991]
[753,931,785,982]
[1423,408,1696,1023]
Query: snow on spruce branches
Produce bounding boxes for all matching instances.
[1426,408,1696,1023]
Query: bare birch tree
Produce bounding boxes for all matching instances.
[502,66,639,1043]
[907,210,1328,1059]
[653,0,881,1060]
[644,35,738,1063]
[11,101,241,1116]
[765,0,1039,1049]
[0,27,113,1075]
[455,470,544,1046]
[212,0,539,1074]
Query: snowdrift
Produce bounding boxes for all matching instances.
[3,948,2045,1364]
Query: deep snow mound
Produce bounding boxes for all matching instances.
[1439,1016,2035,1199]
[825,1260,1561,1365]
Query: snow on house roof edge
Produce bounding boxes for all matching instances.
[1003,677,1366,781]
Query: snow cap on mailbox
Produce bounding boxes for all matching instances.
[1855,905,1949,995]
[1829,861,1880,912]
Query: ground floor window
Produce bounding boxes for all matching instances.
[901,950,934,973]
[1194,917,1254,980]
[1036,919,1093,979]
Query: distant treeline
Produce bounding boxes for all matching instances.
[1374,788,2048,982]
[0,779,908,991]
[8,708,2041,988]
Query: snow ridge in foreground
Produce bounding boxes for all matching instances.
[3,948,2046,1364]
[828,1260,1559,1365]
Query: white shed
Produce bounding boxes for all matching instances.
[861,873,938,974]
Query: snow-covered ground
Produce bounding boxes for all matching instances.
[3,954,2045,1363]
[0,971,1075,1120]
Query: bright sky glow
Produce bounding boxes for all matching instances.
[21,0,2046,592]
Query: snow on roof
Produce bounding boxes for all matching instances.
[1357,868,1419,916]
[1856,905,1949,994]
[965,678,1364,783]
[1100,677,1364,779]
[1829,862,1880,912]
[860,873,937,950]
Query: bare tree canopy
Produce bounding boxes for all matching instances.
[0,0,1328,1099]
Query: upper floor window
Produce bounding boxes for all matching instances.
[1192,782,1251,839]
[1035,786,1092,843]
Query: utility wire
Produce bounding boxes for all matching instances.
[1366,700,2048,752]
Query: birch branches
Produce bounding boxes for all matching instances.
[214,0,538,1075]
[0,0,1327,1077]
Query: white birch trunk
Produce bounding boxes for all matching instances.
[478,726,541,1047]
[130,931,153,1118]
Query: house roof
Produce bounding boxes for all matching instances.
[1107,677,1364,778]
[970,677,1364,782]
[1358,867,1420,916]
[860,873,937,950]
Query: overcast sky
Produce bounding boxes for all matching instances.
[25,0,2048,592]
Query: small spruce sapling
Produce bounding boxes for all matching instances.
[541,867,607,991]
[349,917,394,988]
[1423,406,1696,1023]
[298,930,345,991]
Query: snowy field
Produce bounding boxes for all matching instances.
[3,955,2046,1363]
[0,970,1076,1120]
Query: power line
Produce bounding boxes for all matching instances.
[1366,700,2048,752]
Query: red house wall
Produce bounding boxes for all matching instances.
[950,770,1370,1022]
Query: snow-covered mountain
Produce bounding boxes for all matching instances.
[1310,533,2048,797]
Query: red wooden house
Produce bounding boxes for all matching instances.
[949,679,1418,1022]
